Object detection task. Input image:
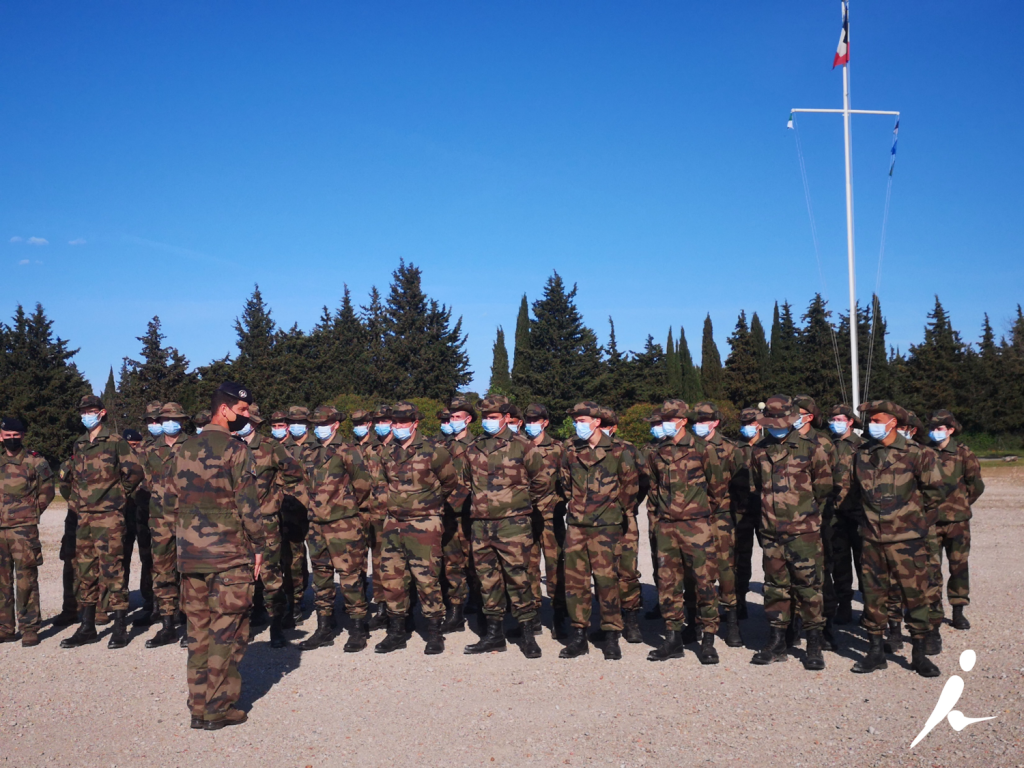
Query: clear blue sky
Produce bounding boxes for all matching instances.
[3,1,1021,394]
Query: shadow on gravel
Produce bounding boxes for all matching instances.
[238,640,303,712]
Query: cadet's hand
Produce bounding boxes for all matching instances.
[253,553,263,580]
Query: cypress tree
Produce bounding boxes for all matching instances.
[489,326,512,393]
[511,294,531,384]
[725,310,764,408]
[769,301,801,395]
[361,286,388,398]
[797,294,843,407]
[233,285,278,405]
[665,328,682,396]
[750,312,770,399]
[678,324,704,403]
[700,314,724,399]
[596,317,631,411]
[628,336,667,404]
[308,286,369,404]
[101,367,124,434]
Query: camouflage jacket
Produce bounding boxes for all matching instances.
[645,432,720,523]
[462,428,551,520]
[280,433,317,515]
[165,424,265,574]
[0,447,55,527]
[931,438,983,523]
[381,432,459,520]
[701,431,744,516]
[309,432,373,523]
[355,434,391,519]
[638,439,662,515]
[851,433,944,543]
[728,441,761,524]
[830,430,864,517]
[530,431,567,518]
[249,432,305,517]
[751,430,833,538]
[611,436,648,517]
[68,426,144,514]
[560,431,638,527]
[142,432,189,516]
[135,435,161,492]
[442,433,472,513]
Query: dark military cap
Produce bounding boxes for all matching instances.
[448,397,477,420]
[858,400,909,423]
[78,394,104,411]
[286,405,311,422]
[929,409,961,431]
[350,409,372,425]
[436,409,451,421]
[122,428,142,442]
[372,404,393,421]
[391,401,421,422]
[660,399,690,421]
[270,410,288,423]
[567,401,602,418]
[478,394,510,415]
[793,394,824,427]
[644,409,665,423]
[506,403,522,420]
[907,411,926,434]
[217,381,254,404]
[193,410,212,428]
[310,405,345,424]
[597,407,618,427]
[159,402,188,420]
[1,416,27,433]
[691,401,722,423]
[145,401,164,421]
[829,403,862,429]
[739,407,761,425]
[524,403,549,421]
[248,404,266,424]
[759,395,801,428]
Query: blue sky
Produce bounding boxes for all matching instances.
[3,1,1021,393]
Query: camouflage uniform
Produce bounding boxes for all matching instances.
[56,459,80,619]
[281,407,317,617]
[526,424,567,612]
[358,406,393,608]
[0,441,54,639]
[127,401,164,619]
[828,405,866,613]
[729,407,763,611]
[440,398,476,610]
[165,407,265,726]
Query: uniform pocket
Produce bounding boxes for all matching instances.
[212,567,255,615]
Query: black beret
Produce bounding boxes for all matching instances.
[122,429,142,441]
[1,416,27,432]
[217,381,254,404]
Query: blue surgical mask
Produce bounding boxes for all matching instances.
[574,422,593,441]
[828,419,848,436]
[162,421,182,436]
[525,423,543,438]
[353,425,369,438]
[792,415,806,431]
[374,423,392,437]
[440,423,454,435]
[929,429,948,444]
[601,428,613,436]
[195,427,203,435]
[235,423,252,437]
[508,423,520,434]
[867,422,891,440]
[393,426,412,441]
[272,427,287,440]
[661,421,678,438]
[897,429,913,440]
[314,425,333,441]
[482,418,502,435]
[650,423,666,440]
[767,427,791,440]
[740,425,759,439]
[449,419,467,434]
[147,423,163,436]
[693,423,711,438]
[289,423,307,437]
[81,413,101,430]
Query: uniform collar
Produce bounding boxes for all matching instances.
[0,447,25,464]
[77,425,112,443]
[936,437,959,454]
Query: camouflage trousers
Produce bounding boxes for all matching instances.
[74,509,128,612]
[258,512,285,613]
[0,525,42,635]
[528,510,566,609]
[360,511,385,603]
[60,509,79,614]
[182,566,254,722]
[122,496,154,610]
[830,512,863,604]
[442,508,472,606]
[687,510,736,611]
[564,524,622,631]
[820,514,837,619]
[471,515,537,623]
[309,517,368,620]
[281,501,309,608]
[647,510,660,592]
[761,532,824,631]
[150,512,180,617]
[733,512,758,599]
[658,517,719,633]
[381,516,445,620]
[860,537,930,637]
[928,520,971,627]
[616,514,642,612]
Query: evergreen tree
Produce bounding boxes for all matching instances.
[797,294,844,406]
[118,316,193,426]
[863,294,891,400]
[489,326,512,393]
[678,324,704,403]
[964,314,1000,432]
[665,328,682,396]
[749,312,771,399]
[308,286,369,405]
[232,285,278,405]
[101,367,125,434]
[769,301,802,395]
[182,356,234,418]
[724,310,765,408]
[627,336,667,404]
[997,305,1024,434]
[903,296,969,418]
[700,314,724,399]
[511,294,531,384]
[361,286,388,398]
[595,317,631,411]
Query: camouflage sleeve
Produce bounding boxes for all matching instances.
[961,445,985,505]
[234,446,265,550]
[34,456,56,514]
[832,442,853,509]
[117,439,145,496]
[811,443,833,504]
[616,446,639,515]
[277,444,311,509]
[634,446,650,514]
[431,444,459,501]
[644,448,662,514]
[163,454,181,520]
[558,446,573,505]
[346,449,373,509]
[526,444,557,514]
[702,443,726,514]
[58,458,73,502]
[917,447,945,515]
[446,443,471,511]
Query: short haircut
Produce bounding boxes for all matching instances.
[211,389,241,415]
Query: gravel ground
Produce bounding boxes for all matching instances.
[2,464,1022,768]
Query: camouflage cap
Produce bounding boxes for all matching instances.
[567,401,602,418]
[739,407,762,424]
[193,410,212,427]
[660,399,690,420]
[904,411,926,434]
[78,394,104,411]
[690,401,722,423]
[505,403,522,420]
[644,409,664,423]
[310,404,345,424]
[248,404,265,424]
[269,410,288,423]
[286,405,311,422]
[597,407,618,427]
[928,409,961,431]
[858,400,909,423]
[436,409,451,421]
[371,404,393,421]
[759,395,800,429]
[793,394,824,427]
[350,409,372,425]
[828,403,862,428]
[448,397,477,420]
[524,403,549,421]
[391,401,421,422]
[158,402,188,420]
[478,394,510,415]
[144,401,164,420]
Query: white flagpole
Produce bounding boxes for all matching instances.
[842,46,859,411]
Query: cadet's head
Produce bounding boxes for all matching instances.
[792,395,821,434]
[660,399,689,439]
[78,395,107,430]
[828,404,859,437]
[479,394,511,436]
[739,407,762,442]
[268,410,288,439]
[210,382,253,431]
[311,405,344,443]
[567,402,603,443]
[350,409,372,440]
[122,428,142,449]
[1,417,26,454]
[858,400,906,445]
[524,403,550,439]
[284,405,311,439]
[928,410,958,445]
[597,407,618,436]
[758,395,800,440]
[505,404,524,434]
[372,404,393,438]
[391,402,420,443]
[690,401,721,439]
[448,397,477,435]
[158,402,188,439]
[645,409,666,440]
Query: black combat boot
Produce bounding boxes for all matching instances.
[884,620,903,653]
[291,599,305,627]
[530,615,542,635]
[925,626,942,656]
[107,610,129,649]
[737,592,748,621]
[190,715,204,730]
[803,629,825,670]
[835,599,853,625]
[951,605,970,630]
[622,610,643,644]
[647,630,685,662]
[174,609,187,627]
[300,612,336,650]
[821,617,837,652]
[602,630,622,661]
[423,617,445,655]
[681,606,699,644]
[559,626,589,659]
[250,602,270,628]
[521,621,542,659]
[852,633,887,673]
[552,604,568,638]
[465,617,507,654]
[343,618,369,653]
[751,626,788,665]
[269,605,288,649]
[367,601,388,631]
[723,609,743,648]
[440,602,466,634]
[282,597,297,630]
[60,605,99,648]
[911,635,941,677]
[374,614,408,654]
[146,615,179,648]
[179,630,189,648]
[133,603,155,628]
[785,615,803,647]
[698,631,719,665]
[51,608,79,627]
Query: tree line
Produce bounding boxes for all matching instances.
[1,261,1022,463]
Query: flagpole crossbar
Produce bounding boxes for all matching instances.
[791,109,900,116]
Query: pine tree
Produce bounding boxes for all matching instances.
[595,317,631,411]
[665,328,682,396]
[797,294,844,407]
[769,301,801,395]
[118,316,193,426]
[724,310,764,408]
[903,296,969,418]
[511,294,531,384]
[308,286,369,405]
[700,314,724,400]
[232,285,278,405]
[489,326,512,393]
[749,312,770,399]
[361,286,388,398]
[627,336,666,404]
[862,295,891,400]
[678,324,704,403]
[997,305,1024,434]
[101,367,123,434]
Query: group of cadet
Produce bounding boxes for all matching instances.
[0,383,983,729]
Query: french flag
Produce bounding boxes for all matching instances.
[833,0,850,68]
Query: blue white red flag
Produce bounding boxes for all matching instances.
[833,1,850,68]
[889,118,899,176]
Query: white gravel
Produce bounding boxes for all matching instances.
[1,464,1021,768]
